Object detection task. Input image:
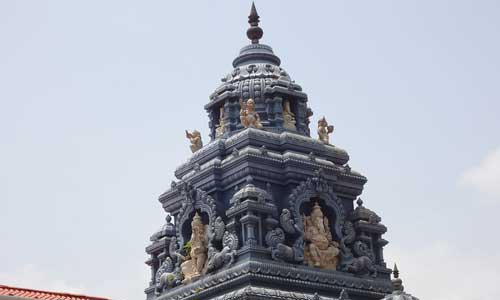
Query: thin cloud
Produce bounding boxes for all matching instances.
[386,241,500,300]
[459,146,500,201]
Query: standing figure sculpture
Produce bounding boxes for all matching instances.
[303,202,340,269]
[283,100,296,130]
[215,106,225,137]
[180,212,208,282]
[185,130,203,153]
[240,99,263,129]
[317,117,334,144]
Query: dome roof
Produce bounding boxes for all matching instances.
[208,2,298,103]
[204,3,312,139]
[231,182,272,204]
[210,43,301,103]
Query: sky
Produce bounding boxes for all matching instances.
[1,1,499,300]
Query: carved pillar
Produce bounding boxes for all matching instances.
[241,211,259,246]
[147,254,158,286]
[272,95,284,129]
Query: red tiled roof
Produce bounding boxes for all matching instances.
[0,285,109,300]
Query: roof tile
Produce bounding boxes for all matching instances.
[0,285,109,300]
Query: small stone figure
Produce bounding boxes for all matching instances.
[240,98,263,129]
[303,202,340,269]
[180,212,208,283]
[215,106,225,137]
[185,130,203,153]
[317,117,334,144]
[283,100,296,130]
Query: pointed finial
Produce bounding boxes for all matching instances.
[356,198,364,207]
[392,263,404,291]
[393,263,399,278]
[247,2,263,44]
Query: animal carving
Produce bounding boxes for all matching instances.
[206,245,236,273]
[206,231,238,273]
[155,257,181,295]
[346,256,377,277]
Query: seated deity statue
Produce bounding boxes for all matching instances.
[303,202,340,270]
[283,100,296,130]
[180,212,208,283]
[317,117,334,144]
[185,130,203,153]
[240,99,263,129]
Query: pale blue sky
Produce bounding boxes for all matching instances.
[1,1,499,300]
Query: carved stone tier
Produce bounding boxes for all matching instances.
[153,259,392,300]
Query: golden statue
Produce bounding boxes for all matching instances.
[283,100,296,130]
[215,106,225,137]
[240,99,263,129]
[303,202,340,269]
[180,212,208,283]
[185,130,203,153]
[317,117,334,144]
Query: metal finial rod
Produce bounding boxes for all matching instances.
[393,263,399,278]
[247,2,263,44]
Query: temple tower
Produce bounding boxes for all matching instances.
[145,4,418,300]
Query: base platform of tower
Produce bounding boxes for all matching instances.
[144,4,419,300]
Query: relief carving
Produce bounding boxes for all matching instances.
[215,106,225,137]
[240,98,263,129]
[180,212,208,283]
[303,202,340,269]
[282,99,296,130]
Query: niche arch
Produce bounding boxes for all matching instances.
[287,173,346,240]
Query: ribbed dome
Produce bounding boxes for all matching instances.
[211,43,298,103]
[204,3,312,139]
[230,182,272,205]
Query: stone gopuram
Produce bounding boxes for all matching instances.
[145,4,420,300]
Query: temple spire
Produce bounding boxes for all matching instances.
[392,263,404,292]
[247,2,263,44]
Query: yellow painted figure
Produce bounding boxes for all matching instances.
[317,117,334,144]
[185,130,203,153]
[240,99,263,129]
[283,100,296,130]
[215,106,225,137]
[303,202,340,269]
[180,212,208,282]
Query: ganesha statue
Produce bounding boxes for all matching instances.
[303,202,340,269]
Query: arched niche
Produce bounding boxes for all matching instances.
[288,175,345,240]
[174,183,218,249]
